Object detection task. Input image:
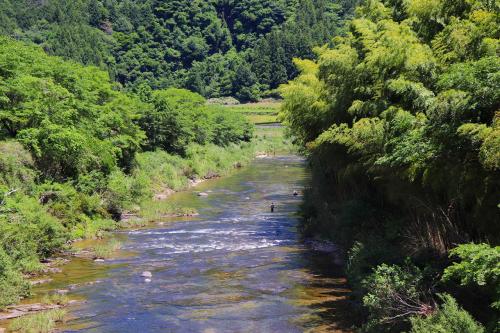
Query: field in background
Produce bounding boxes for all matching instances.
[221,101,281,125]
[215,100,296,154]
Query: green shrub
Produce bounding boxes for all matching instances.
[347,239,399,293]
[36,182,106,228]
[70,217,116,240]
[208,107,254,145]
[0,194,67,266]
[135,151,189,192]
[0,248,30,309]
[443,243,500,310]
[105,169,151,215]
[362,261,434,332]
[0,141,37,192]
[410,294,484,333]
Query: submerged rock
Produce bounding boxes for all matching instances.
[141,271,152,278]
[0,301,79,320]
[68,280,103,290]
[30,278,53,286]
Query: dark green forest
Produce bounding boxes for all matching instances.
[281,0,499,331]
[0,0,357,100]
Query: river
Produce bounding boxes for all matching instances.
[51,155,353,332]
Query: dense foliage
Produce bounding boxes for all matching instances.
[0,36,253,308]
[0,0,356,101]
[280,0,499,331]
[410,294,485,333]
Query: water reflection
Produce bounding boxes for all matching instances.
[61,156,353,333]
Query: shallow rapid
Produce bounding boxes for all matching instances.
[63,156,353,333]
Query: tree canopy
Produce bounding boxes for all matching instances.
[0,0,356,100]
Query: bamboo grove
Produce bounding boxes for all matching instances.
[280,0,499,331]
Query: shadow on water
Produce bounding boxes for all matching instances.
[295,251,358,332]
[46,155,358,333]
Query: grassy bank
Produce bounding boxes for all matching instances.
[0,141,257,310]
[115,142,258,225]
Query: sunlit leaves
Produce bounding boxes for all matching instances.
[443,243,500,309]
[0,36,144,179]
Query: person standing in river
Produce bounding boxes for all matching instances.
[270,202,275,212]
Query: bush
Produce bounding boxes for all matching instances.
[362,261,434,332]
[410,294,485,333]
[0,141,37,192]
[36,182,106,228]
[104,169,151,216]
[0,248,30,309]
[0,194,67,267]
[70,217,116,240]
[208,107,254,146]
[134,151,189,192]
[443,243,500,310]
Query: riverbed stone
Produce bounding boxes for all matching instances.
[30,278,53,286]
[197,192,209,197]
[141,271,152,278]
[0,300,81,321]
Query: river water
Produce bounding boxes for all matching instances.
[60,156,353,333]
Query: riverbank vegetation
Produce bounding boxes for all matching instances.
[0,0,357,101]
[8,308,67,333]
[0,36,255,309]
[280,0,499,331]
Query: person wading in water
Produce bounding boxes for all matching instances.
[270,202,275,213]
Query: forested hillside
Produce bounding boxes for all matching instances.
[0,0,356,100]
[281,0,499,331]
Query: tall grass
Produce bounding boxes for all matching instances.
[93,239,122,259]
[8,309,67,333]
[139,200,197,222]
[41,293,70,306]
